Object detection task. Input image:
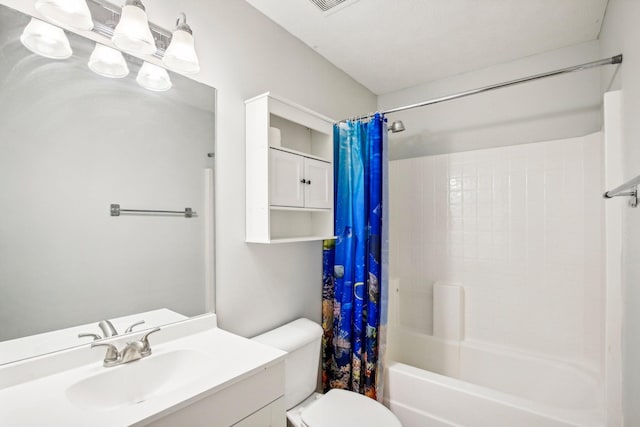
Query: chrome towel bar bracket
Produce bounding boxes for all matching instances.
[602,187,638,208]
[603,173,640,208]
[110,204,195,217]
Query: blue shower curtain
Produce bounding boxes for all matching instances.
[322,113,385,400]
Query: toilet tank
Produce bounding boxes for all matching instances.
[252,318,323,410]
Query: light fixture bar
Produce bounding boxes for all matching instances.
[85,0,172,58]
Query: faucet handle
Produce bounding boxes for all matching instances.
[78,333,102,341]
[124,320,145,334]
[91,342,120,365]
[139,327,161,357]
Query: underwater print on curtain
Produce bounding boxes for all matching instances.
[322,113,385,400]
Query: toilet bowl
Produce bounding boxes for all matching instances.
[252,318,402,427]
[291,389,400,427]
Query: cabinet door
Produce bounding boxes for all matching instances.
[304,158,333,209]
[232,398,285,427]
[270,149,304,207]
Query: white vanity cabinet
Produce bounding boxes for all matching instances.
[246,92,335,243]
[232,397,285,427]
[143,361,285,427]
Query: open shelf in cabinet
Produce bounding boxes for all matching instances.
[269,114,332,162]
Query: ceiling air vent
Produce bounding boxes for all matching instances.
[309,0,348,12]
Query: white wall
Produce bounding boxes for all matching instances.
[0,0,376,339]
[379,41,603,160]
[599,1,640,425]
[389,134,604,372]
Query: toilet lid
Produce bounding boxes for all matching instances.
[301,389,401,427]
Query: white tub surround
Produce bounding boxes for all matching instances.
[385,362,604,427]
[389,331,602,410]
[0,314,286,427]
[389,133,604,369]
[603,91,623,426]
[432,282,464,341]
[387,129,611,426]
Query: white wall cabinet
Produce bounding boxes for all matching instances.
[246,92,335,243]
[269,149,332,210]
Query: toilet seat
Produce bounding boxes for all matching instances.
[300,389,402,427]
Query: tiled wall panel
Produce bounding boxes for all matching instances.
[389,134,604,370]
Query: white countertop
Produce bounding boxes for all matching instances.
[0,315,286,427]
[0,308,188,365]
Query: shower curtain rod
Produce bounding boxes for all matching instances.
[339,55,623,123]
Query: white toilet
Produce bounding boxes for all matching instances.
[252,318,402,427]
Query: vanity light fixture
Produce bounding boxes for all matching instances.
[20,18,73,59]
[136,61,172,91]
[88,43,129,78]
[25,0,201,88]
[34,0,93,31]
[111,0,156,56]
[162,13,200,74]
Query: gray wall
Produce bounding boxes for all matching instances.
[599,1,640,425]
[198,1,376,337]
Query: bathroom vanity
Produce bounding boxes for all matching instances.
[0,315,286,426]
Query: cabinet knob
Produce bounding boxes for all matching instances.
[300,179,307,184]
[307,180,311,185]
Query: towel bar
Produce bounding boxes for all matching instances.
[110,204,195,217]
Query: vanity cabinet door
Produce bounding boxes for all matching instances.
[232,397,285,427]
[269,149,304,208]
[142,362,284,427]
[303,158,332,209]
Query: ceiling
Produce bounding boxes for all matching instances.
[245,0,609,95]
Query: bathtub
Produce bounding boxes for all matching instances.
[384,331,605,427]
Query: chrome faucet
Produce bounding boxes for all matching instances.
[78,319,146,342]
[91,342,119,366]
[91,328,161,367]
[98,319,118,337]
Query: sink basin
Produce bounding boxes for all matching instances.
[66,349,210,411]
